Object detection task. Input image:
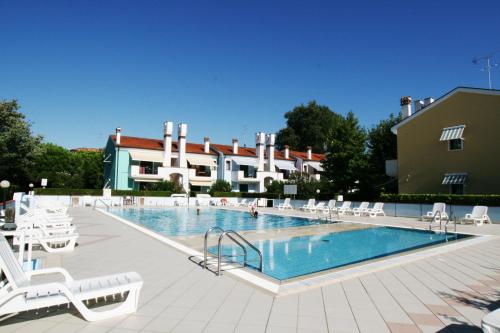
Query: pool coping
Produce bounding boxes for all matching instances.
[97,207,495,296]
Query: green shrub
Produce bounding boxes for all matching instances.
[34,188,172,197]
[210,191,241,197]
[208,180,232,195]
[380,193,500,206]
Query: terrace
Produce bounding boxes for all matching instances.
[2,205,500,333]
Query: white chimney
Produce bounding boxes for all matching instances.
[284,145,290,159]
[115,127,121,145]
[232,138,239,154]
[163,121,173,167]
[255,132,265,171]
[400,96,412,119]
[266,133,276,172]
[204,137,210,154]
[176,123,187,168]
[306,146,312,160]
[414,99,424,112]
[423,97,434,106]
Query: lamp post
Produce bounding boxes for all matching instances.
[29,183,34,195]
[0,180,10,210]
[316,189,320,200]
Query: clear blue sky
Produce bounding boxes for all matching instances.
[1,1,499,149]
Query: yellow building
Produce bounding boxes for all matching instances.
[391,87,500,194]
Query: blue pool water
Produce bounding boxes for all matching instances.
[109,207,319,236]
[210,227,471,280]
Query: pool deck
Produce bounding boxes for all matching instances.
[2,207,500,333]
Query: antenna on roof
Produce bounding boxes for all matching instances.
[472,50,499,89]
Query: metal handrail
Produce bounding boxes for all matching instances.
[203,226,225,269]
[217,230,263,276]
[444,217,457,235]
[93,199,111,210]
[429,211,442,231]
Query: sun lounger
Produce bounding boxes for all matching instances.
[300,199,316,212]
[0,234,143,321]
[462,206,491,226]
[247,198,257,207]
[278,198,292,210]
[422,203,448,222]
[6,229,79,253]
[482,308,500,333]
[352,202,369,216]
[337,201,352,216]
[367,202,385,217]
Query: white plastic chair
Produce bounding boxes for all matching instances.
[352,202,370,216]
[278,198,292,210]
[337,201,352,216]
[367,202,385,217]
[462,206,491,226]
[0,234,143,321]
[422,203,448,222]
[300,199,316,212]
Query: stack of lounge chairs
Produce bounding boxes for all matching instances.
[0,193,144,321]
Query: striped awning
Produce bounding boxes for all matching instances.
[442,173,467,185]
[129,150,164,163]
[439,125,465,141]
[187,155,217,166]
[306,161,324,172]
[274,159,297,171]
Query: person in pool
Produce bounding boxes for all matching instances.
[249,205,258,218]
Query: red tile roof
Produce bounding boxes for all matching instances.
[210,144,257,157]
[289,150,325,162]
[111,135,324,160]
[111,135,217,155]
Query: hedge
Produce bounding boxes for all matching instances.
[34,188,173,197]
[380,193,500,206]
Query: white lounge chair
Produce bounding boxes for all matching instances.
[314,202,326,212]
[236,199,248,207]
[367,202,385,217]
[422,203,448,222]
[483,308,500,333]
[7,229,79,253]
[337,201,352,216]
[0,234,143,321]
[300,199,316,212]
[320,200,336,215]
[462,206,491,226]
[352,202,369,216]
[247,198,257,207]
[278,198,292,210]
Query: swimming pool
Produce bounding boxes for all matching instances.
[109,207,319,237]
[210,227,472,280]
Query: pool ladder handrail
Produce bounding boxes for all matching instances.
[428,211,442,231]
[444,217,457,234]
[203,227,263,276]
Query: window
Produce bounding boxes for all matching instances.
[239,184,249,192]
[448,139,463,151]
[450,184,464,194]
[139,161,158,174]
[225,160,231,171]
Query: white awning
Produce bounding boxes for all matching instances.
[129,150,164,163]
[232,156,258,167]
[190,180,213,187]
[187,155,217,166]
[274,159,297,171]
[442,173,467,185]
[306,161,324,172]
[439,125,465,141]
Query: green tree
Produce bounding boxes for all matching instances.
[209,180,231,195]
[366,114,400,193]
[32,144,104,189]
[275,101,337,152]
[0,100,42,191]
[322,111,368,194]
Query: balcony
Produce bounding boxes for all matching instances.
[232,170,260,183]
[130,165,163,180]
